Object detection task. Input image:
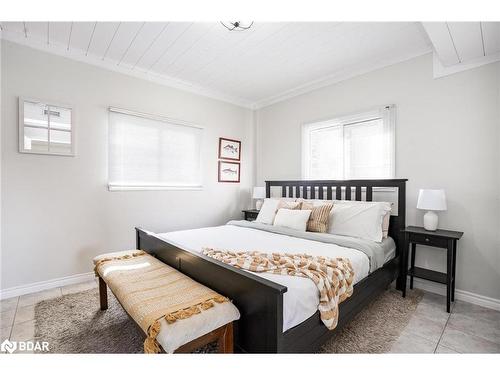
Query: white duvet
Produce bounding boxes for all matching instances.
[158,224,375,332]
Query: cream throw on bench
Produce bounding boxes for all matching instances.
[94,250,238,353]
[203,248,354,330]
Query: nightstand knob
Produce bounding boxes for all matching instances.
[425,237,430,242]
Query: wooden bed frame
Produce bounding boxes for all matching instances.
[136,179,407,353]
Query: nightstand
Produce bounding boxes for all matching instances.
[401,226,463,312]
[242,209,260,221]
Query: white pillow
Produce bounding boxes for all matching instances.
[329,201,392,242]
[273,209,312,232]
[382,211,391,239]
[255,198,297,225]
[297,198,392,242]
[255,199,280,224]
[255,198,295,225]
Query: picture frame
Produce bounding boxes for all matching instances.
[218,161,240,183]
[218,137,241,161]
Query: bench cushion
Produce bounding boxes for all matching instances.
[93,249,144,265]
[157,300,239,353]
[94,250,240,353]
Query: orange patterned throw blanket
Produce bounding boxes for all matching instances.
[94,251,228,353]
[202,248,354,330]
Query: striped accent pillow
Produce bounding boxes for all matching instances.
[301,202,334,233]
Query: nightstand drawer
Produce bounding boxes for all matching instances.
[242,210,260,221]
[410,233,448,248]
[246,212,258,221]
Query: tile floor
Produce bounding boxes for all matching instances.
[390,292,500,353]
[1,280,98,346]
[1,282,499,353]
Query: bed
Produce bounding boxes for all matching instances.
[136,179,407,353]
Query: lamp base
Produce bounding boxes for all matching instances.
[255,199,263,210]
[423,211,438,231]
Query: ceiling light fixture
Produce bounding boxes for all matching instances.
[220,21,254,31]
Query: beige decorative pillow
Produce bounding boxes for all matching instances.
[277,200,301,210]
[301,202,334,233]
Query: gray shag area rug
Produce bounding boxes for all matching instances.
[34,287,422,354]
[320,288,423,353]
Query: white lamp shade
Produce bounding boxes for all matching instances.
[252,187,266,199]
[417,189,447,211]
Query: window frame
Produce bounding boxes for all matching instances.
[18,97,76,157]
[107,106,204,192]
[301,105,396,181]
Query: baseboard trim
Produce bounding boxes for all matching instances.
[0,272,96,300]
[409,277,500,312]
[2,271,498,312]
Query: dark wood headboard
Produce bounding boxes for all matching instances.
[265,179,407,256]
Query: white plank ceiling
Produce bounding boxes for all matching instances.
[422,22,500,66]
[1,22,436,108]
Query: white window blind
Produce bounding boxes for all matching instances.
[302,106,395,180]
[108,108,203,191]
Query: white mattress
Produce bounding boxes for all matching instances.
[158,225,394,332]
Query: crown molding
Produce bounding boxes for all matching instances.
[0,31,254,110]
[252,49,433,109]
[432,50,500,78]
[2,30,437,111]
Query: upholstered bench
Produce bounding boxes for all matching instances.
[93,250,240,353]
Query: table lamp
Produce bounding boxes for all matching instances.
[417,189,447,231]
[253,187,266,210]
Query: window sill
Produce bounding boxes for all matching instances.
[108,185,203,192]
[19,149,76,157]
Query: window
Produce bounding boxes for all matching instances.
[19,98,74,156]
[108,108,203,191]
[302,106,395,180]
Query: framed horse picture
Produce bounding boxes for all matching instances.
[218,161,240,183]
[218,137,241,161]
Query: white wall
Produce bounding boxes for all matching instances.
[2,41,499,303]
[256,54,500,301]
[0,35,3,289]
[1,41,254,291]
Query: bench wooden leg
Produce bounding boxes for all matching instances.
[99,277,108,311]
[174,322,234,354]
[217,322,233,353]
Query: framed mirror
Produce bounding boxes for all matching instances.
[19,97,75,156]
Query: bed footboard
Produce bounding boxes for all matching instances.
[135,227,287,353]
